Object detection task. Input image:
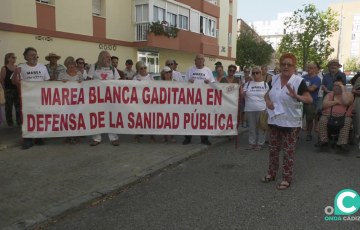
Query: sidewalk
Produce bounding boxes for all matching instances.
[0,105,249,230]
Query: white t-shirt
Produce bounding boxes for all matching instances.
[172,70,183,82]
[133,74,154,81]
[185,66,215,83]
[10,63,50,81]
[58,71,84,81]
[243,81,268,112]
[80,69,88,80]
[87,65,120,80]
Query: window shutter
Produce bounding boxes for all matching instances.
[190,10,200,33]
[92,0,101,15]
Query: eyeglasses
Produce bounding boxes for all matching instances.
[11,56,17,59]
[127,63,133,65]
[228,69,235,72]
[77,62,84,64]
[140,67,147,70]
[252,72,260,75]
[166,63,174,66]
[280,63,294,68]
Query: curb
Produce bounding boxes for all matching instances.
[0,141,22,151]
[2,130,249,230]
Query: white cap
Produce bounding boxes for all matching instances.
[162,66,172,72]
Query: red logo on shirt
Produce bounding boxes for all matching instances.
[100,73,108,80]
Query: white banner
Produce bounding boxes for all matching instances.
[21,81,239,138]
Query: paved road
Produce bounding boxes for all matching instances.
[46,131,360,230]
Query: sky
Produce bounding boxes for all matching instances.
[237,0,360,23]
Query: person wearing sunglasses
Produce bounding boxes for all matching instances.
[133,61,156,144]
[165,59,183,81]
[76,58,88,80]
[123,59,136,80]
[262,53,312,190]
[242,66,269,151]
[0,53,21,128]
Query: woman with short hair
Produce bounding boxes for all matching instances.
[133,61,155,144]
[262,53,313,190]
[215,66,224,83]
[76,58,87,80]
[58,56,84,145]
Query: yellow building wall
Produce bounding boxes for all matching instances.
[218,1,229,58]
[106,0,135,42]
[55,0,93,36]
[231,0,238,58]
[0,31,137,67]
[13,0,37,27]
[0,1,13,24]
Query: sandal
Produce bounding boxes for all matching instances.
[171,138,176,143]
[90,141,100,146]
[134,136,139,144]
[150,137,156,144]
[63,138,72,145]
[306,135,312,141]
[314,127,319,133]
[302,127,308,131]
[228,136,233,140]
[246,144,254,150]
[162,138,168,143]
[277,181,291,190]
[254,145,263,151]
[261,175,276,183]
[112,140,120,146]
[74,138,82,145]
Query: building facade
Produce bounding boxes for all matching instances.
[328,1,360,68]
[248,12,292,51]
[0,0,237,73]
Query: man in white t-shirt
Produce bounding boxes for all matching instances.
[165,59,183,82]
[11,47,50,149]
[87,51,121,147]
[183,54,215,146]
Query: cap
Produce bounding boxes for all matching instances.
[173,60,178,65]
[215,61,223,66]
[162,66,172,72]
[126,59,133,65]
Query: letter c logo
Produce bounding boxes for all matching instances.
[337,192,357,213]
[334,189,360,215]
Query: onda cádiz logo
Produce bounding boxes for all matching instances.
[324,189,360,221]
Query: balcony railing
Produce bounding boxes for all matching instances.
[205,0,217,5]
[135,23,149,41]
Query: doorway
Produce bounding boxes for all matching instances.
[138,51,159,73]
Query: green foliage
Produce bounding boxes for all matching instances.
[147,21,180,38]
[344,56,360,71]
[278,4,339,70]
[236,25,274,70]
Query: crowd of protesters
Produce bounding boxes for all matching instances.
[1,47,359,190]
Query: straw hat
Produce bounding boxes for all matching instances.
[45,52,61,61]
[327,59,342,67]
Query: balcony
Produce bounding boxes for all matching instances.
[205,0,217,5]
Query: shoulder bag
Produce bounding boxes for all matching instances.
[327,95,349,132]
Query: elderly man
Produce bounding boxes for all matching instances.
[165,59,183,81]
[212,61,227,77]
[11,47,50,149]
[315,77,354,151]
[45,52,66,81]
[111,56,125,79]
[123,59,136,80]
[183,54,215,146]
[322,59,346,96]
[173,60,179,71]
[87,51,121,146]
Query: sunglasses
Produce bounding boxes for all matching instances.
[165,71,172,74]
[11,56,17,59]
[77,62,84,64]
[166,63,174,66]
[281,63,294,68]
[252,72,260,75]
[127,63,133,65]
[140,67,147,70]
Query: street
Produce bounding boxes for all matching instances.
[45,132,360,230]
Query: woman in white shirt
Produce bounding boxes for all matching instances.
[133,61,155,144]
[58,56,84,145]
[242,66,268,151]
[76,58,87,80]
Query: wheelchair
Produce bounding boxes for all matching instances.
[316,109,356,150]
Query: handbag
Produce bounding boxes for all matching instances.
[327,95,349,132]
[0,85,5,105]
[257,110,270,132]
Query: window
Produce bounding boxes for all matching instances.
[190,10,200,33]
[135,4,149,22]
[167,12,177,26]
[153,6,165,22]
[353,34,356,40]
[179,15,188,30]
[228,33,232,47]
[92,0,101,16]
[200,16,216,37]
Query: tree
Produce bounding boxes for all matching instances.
[344,56,359,71]
[278,4,339,70]
[236,25,274,70]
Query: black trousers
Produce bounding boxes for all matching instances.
[184,135,208,140]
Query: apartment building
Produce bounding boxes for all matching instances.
[0,0,237,73]
[328,1,360,68]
